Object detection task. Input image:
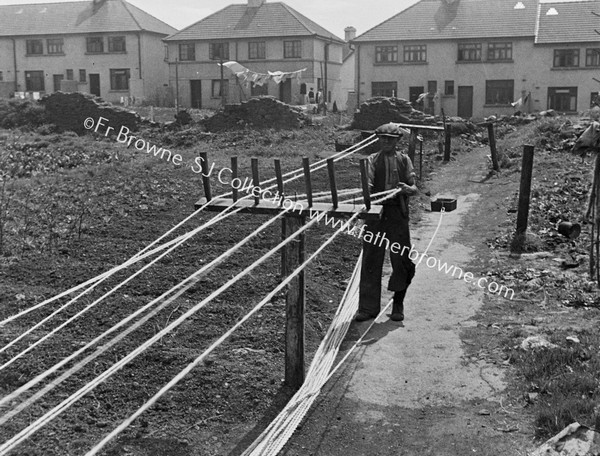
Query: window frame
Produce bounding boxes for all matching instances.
[66,69,74,81]
[444,80,454,96]
[26,39,43,55]
[79,69,87,83]
[548,87,578,112]
[108,36,126,53]
[110,68,130,91]
[403,44,427,63]
[25,70,45,91]
[46,38,64,55]
[209,42,230,60]
[553,49,579,68]
[178,43,195,61]
[211,79,229,99]
[586,48,600,67]
[86,36,104,54]
[457,43,482,62]
[283,40,302,59]
[487,42,512,61]
[485,79,514,105]
[248,41,266,60]
[372,81,398,98]
[375,45,398,64]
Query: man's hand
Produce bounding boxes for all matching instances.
[397,182,416,195]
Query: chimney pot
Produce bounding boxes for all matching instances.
[344,26,356,41]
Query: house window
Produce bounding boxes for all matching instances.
[66,69,73,80]
[249,41,266,59]
[586,48,600,67]
[26,39,43,55]
[212,79,229,98]
[444,80,454,95]
[485,80,514,105]
[79,69,86,82]
[164,45,169,61]
[372,81,397,97]
[548,87,577,111]
[0,71,3,81]
[488,42,512,61]
[25,71,45,91]
[428,80,437,94]
[108,36,126,53]
[179,43,195,61]
[209,43,230,60]
[87,37,104,53]
[591,92,599,107]
[251,83,268,96]
[375,46,397,63]
[110,68,130,90]
[404,45,426,62]
[283,40,301,58]
[553,49,579,67]
[47,38,63,55]
[458,43,481,61]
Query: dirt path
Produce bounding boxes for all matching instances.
[279,145,534,456]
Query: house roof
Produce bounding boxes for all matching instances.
[536,0,600,44]
[164,2,343,43]
[353,0,539,42]
[0,0,177,37]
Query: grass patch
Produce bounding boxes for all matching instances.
[509,330,600,438]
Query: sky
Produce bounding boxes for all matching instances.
[0,0,422,39]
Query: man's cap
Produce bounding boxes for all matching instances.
[375,123,403,137]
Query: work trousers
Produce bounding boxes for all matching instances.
[358,204,416,316]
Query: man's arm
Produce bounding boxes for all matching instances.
[397,154,418,196]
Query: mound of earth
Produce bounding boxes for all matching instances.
[350,97,433,130]
[202,96,308,131]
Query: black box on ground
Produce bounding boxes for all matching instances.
[431,198,457,212]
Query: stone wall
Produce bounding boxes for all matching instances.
[40,92,141,134]
[203,96,308,132]
[351,97,433,130]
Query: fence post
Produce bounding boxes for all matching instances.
[284,216,305,390]
[408,128,417,163]
[444,125,452,162]
[487,123,500,171]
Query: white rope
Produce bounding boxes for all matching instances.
[85,204,369,456]
[0,203,245,372]
[0,204,291,425]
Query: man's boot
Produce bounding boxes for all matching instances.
[390,290,406,321]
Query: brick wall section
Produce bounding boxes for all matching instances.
[203,96,308,132]
[350,97,430,131]
[40,92,141,134]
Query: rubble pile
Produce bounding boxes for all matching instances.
[350,97,434,130]
[202,96,308,131]
[40,92,141,134]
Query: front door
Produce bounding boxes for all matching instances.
[279,79,292,104]
[409,86,424,111]
[53,74,64,92]
[457,86,473,118]
[190,80,202,109]
[89,74,100,97]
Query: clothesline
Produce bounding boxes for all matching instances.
[219,61,307,87]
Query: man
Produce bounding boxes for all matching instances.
[356,123,418,322]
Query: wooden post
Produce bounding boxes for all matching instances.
[251,158,260,205]
[327,158,338,209]
[199,152,212,201]
[360,159,371,210]
[444,124,452,162]
[487,122,500,171]
[274,159,284,204]
[302,157,313,207]
[516,145,535,236]
[231,156,238,202]
[284,216,305,390]
[408,128,417,163]
[419,136,424,181]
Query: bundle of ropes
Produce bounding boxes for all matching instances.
[0,133,416,455]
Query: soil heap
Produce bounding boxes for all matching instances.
[202,96,308,131]
[351,97,432,130]
[40,92,141,134]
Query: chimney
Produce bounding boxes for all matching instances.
[345,26,356,42]
[248,0,266,7]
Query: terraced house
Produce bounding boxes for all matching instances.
[163,0,345,109]
[352,0,600,119]
[0,0,176,104]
